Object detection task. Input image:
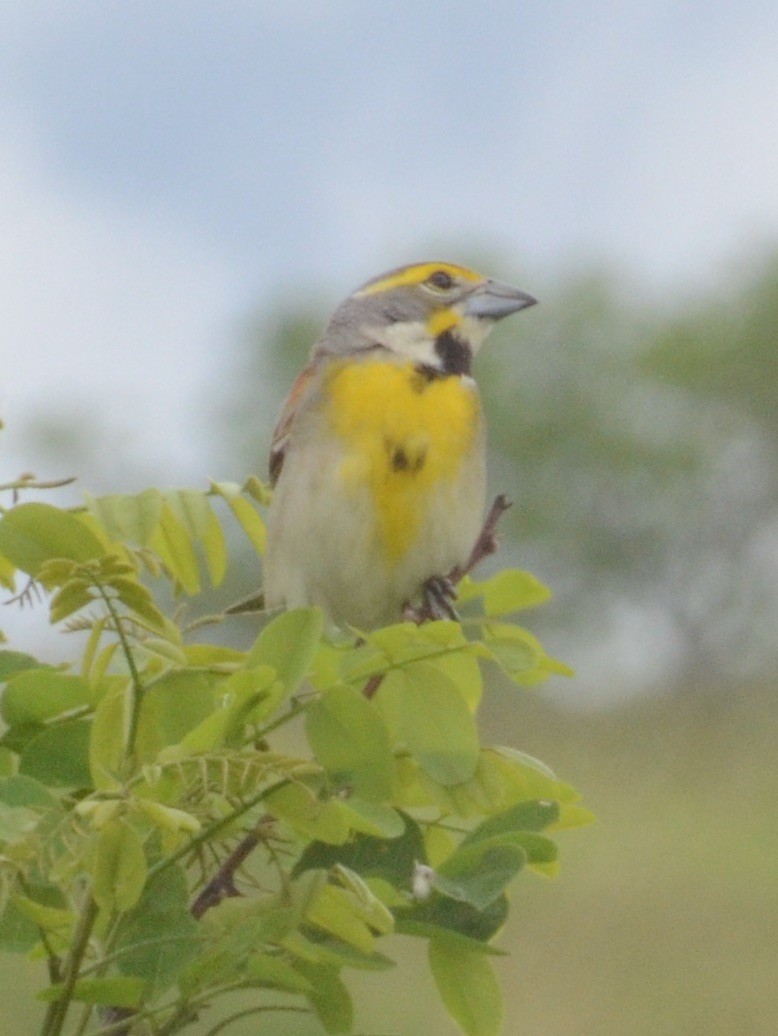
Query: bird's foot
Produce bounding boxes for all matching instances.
[403,575,459,624]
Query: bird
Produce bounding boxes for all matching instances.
[263,261,536,630]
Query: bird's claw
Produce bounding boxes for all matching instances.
[425,575,459,620]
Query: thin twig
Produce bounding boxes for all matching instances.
[450,493,513,584]
[190,828,262,919]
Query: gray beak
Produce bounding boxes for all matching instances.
[465,279,537,320]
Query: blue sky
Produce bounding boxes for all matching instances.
[2,0,777,484]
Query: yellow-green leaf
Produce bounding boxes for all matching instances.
[459,569,551,615]
[85,489,163,545]
[265,783,349,845]
[49,579,95,623]
[429,939,503,1036]
[201,503,228,586]
[12,895,77,936]
[89,683,128,790]
[111,576,166,630]
[135,799,200,834]
[244,954,313,993]
[247,607,323,697]
[377,662,479,786]
[0,552,17,590]
[1,670,91,727]
[163,489,212,541]
[148,504,200,594]
[306,686,394,801]
[0,503,104,577]
[305,883,377,954]
[93,819,148,913]
[212,481,267,555]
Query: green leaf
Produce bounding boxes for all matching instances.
[0,650,44,683]
[459,568,552,615]
[20,719,91,788]
[377,662,479,786]
[155,666,277,759]
[397,893,508,945]
[114,866,201,996]
[283,930,395,972]
[435,841,526,909]
[395,919,506,957]
[12,895,77,936]
[294,814,424,889]
[247,607,323,695]
[89,683,127,790]
[49,579,96,623]
[134,669,221,762]
[491,747,580,804]
[306,685,394,801]
[0,503,104,576]
[432,649,483,711]
[265,782,350,845]
[148,503,200,594]
[201,503,228,586]
[295,960,353,1034]
[211,481,267,555]
[304,883,378,953]
[85,489,163,545]
[556,803,597,830]
[38,976,146,1007]
[333,864,394,931]
[0,801,41,842]
[429,938,503,1036]
[1,670,91,727]
[333,797,405,838]
[93,819,148,913]
[461,800,560,846]
[135,799,200,836]
[0,883,68,952]
[0,551,16,590]
[480,622,573,684]
[244,953,313,993]
[0,774,58,810]
[164,489,213,542]
[111,576,167,630]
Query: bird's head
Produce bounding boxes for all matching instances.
[317,261,536,375]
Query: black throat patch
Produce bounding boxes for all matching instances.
[434,329,472,376]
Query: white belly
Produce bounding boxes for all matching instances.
[264,432,485,630]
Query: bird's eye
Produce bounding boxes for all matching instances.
[427,269,454,291]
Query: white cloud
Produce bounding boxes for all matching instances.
[0,111,242,489]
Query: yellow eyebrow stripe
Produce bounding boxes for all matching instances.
[357,261,482,296]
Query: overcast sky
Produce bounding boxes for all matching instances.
[2,0,777,484]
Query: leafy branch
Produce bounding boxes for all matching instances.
[0,474,590,1036]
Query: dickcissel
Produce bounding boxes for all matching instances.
[263,261,536,629]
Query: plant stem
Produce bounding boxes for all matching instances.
[146,778,289,885]
[96,583,145,763]
[40,893,99,1036]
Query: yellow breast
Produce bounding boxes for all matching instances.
[325,359,481,562]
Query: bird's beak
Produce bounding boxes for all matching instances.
[465,279,537,320]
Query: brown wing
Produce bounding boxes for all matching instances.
[268,360,320,485]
